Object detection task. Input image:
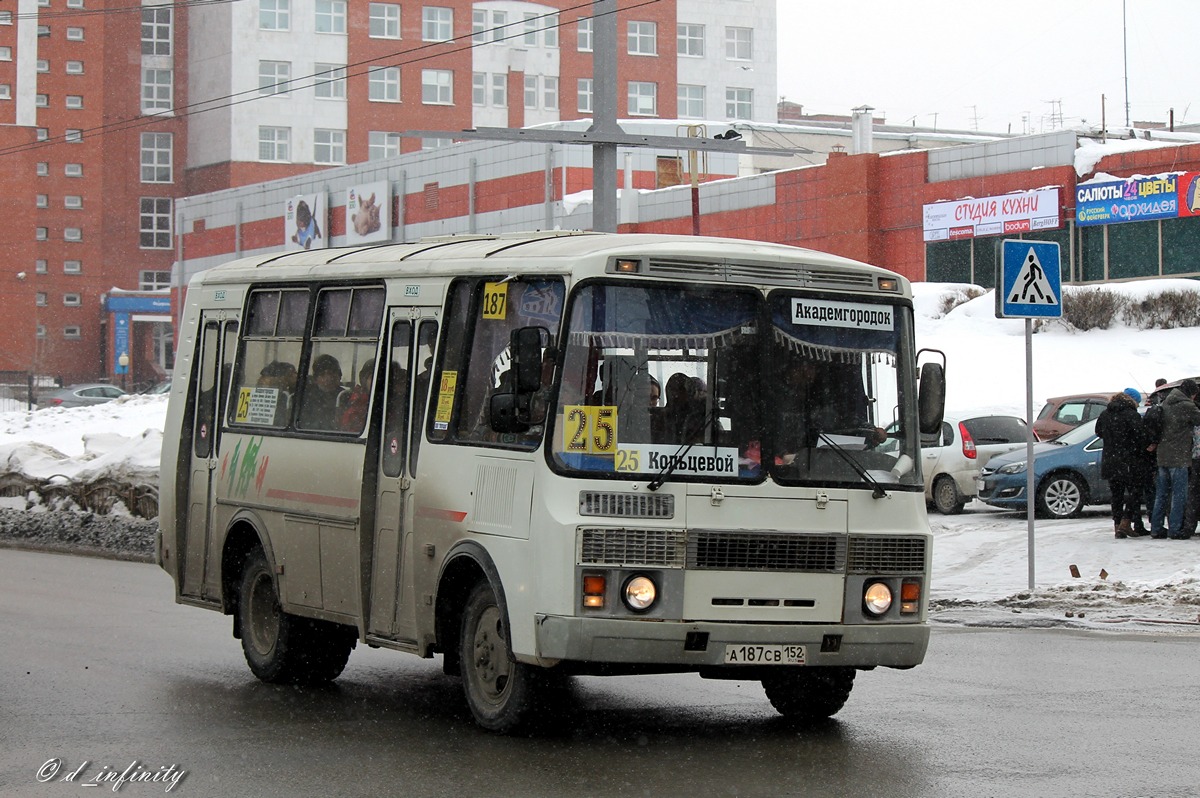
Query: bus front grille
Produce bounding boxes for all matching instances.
[687,531,846,573]
[847,535,928,574]
[579,491,675,519]
[579,528,686,567]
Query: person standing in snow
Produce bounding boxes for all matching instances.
[1149,378,1200,539]
[1095,389,1148,538]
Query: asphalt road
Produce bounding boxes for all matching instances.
[0,549,1195,798]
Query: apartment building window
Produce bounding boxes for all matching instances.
[37,194,49,208]
[36,228,48,241]
[64,196,82,209]
[36,325,47,339]
[0,85,10,101]
[543,76,558,111]
[257,126,291,162]
[141,7,172,56]
[2,48,14,62]
[725,27,752,60]
[66,61,84,74]
[36,94,49,108]
[36,259,48,274]
[726,87,753,119]
[64,227,82,242]
[678,24,704,56]
[577,17,592,51]
[314,64,346,99]
[36,292,47,307]
[543,13,558,47]
[421,138,451,150]
[472,9,487,43]
[422,7,452,42]
[577,78,592,113]
[141,132,173,183]
[66,95,84,109]
[315,1,346,34]
[491,74,507,106]
[314,129,346,164]
[369,3,400,39]
[67,0,84,8]
[141,68,173,113]
[66,27,84,41]
[37,60,50,73]
[140,270,171,290]
[65,163,83,176]
[472,73,486,106]
[368,131,400,160]
[0,12,12,24]
[422,70,453,105]
[64,327,82,340]
[63,293,82,306]
[259,61,291,96]
[524,75,537,110]
[523,13,538,45]
[678,85,705,118]
[37,26,50,37]
[627,21,656,55]
[489,10,507,42]
[260,0,290,31]
[140,198,172,249]
[37,162,49,176]
[368,66,400,102]
[64,260,82,274]
[65,129,83,143]
[628,81,657,116]
[37,128,49,141]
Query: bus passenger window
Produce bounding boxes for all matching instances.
[296,353,343,431]
[230,288,307,429]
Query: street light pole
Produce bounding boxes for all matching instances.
[118,352,129,392]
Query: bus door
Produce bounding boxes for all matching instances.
[182,315,238,599]
[368,313,437,641]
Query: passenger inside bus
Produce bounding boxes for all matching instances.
[298,353,343,430]
[256,361,297,426]
[339,359,375,432]
[653,373,719,445]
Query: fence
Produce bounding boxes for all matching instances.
[0,473,159,519]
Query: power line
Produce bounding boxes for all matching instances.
[0,0,663,160]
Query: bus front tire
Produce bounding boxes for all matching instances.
[459,581,546,733]
[761,666,856,721]
[238,548,354,685]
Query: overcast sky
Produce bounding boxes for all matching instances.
[775,0,1200,134]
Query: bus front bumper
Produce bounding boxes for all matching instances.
[532,614,929,670]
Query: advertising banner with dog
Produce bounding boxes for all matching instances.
[284,192,328,251]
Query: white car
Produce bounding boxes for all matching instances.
[917,415,1031,514]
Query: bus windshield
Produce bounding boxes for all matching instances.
[549,281,921,489]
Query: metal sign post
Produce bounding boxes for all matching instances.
[996,239,1062,590]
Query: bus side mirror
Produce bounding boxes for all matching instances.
[511,326,547,394]
[490,391,531,434]
[918,360,946,436]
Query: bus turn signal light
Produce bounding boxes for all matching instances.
[901,580,921,614]
[582,574,606,608]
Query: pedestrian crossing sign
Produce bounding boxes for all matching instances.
[996,239,1062,319]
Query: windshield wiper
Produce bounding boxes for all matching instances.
[647,409,717,492]
[817,432,889,499]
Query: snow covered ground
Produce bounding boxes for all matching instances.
[1,280,1198,633]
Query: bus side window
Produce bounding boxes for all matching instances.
[193,322,219,459]
[229,289,306,429]
[382,321,412,478]
[410,320,438,475]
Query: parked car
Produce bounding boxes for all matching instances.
[144,380,172,395]
[1032,393,1112,441]
[1148,376,1200,406]
[886,414,1030,514]
[36,383,128,409]
[978,417,1107,519]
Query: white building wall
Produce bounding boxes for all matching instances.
[676,0,777,124]
[471,2,562,128]
[187,1,235,169]
[14,0,38,126]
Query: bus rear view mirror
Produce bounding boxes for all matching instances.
[489,391,531,434]
[511,326,547,394]
[917,352,946,436]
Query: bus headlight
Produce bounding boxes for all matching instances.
[863,582,893,616]
[622,575,657,612]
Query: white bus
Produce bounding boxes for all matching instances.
[159,231,945,732]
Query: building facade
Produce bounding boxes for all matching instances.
[0,0,778,386]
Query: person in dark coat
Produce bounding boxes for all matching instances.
[1095,389,1149,538]
[1150,379,1200,539]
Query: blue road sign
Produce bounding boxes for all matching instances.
[996,239,1062,319]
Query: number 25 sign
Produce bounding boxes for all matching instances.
[561,405,618,455]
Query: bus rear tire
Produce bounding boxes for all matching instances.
[238,548,354,685]
[459,581,545,733]
[762,666,856,721]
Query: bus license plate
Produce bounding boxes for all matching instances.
[723,644,807,665]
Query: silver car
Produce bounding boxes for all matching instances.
[918,415,1031,514]
[36,383,128,409]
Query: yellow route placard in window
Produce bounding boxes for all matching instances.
[561,405,618,455]
[482,282,508,320]
[434,370,458,426]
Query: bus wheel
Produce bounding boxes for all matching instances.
[459,581,540,732]
[238,548,353,685]
[761,666,856,721]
